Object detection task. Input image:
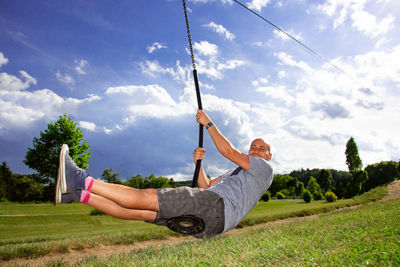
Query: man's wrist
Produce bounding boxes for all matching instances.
[205,121,214,130]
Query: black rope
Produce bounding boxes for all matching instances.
[182,0,204,188]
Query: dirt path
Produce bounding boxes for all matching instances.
[4,180,400,267]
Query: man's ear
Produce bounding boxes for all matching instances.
[266,153,272,161]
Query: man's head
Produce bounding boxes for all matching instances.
[248,138,272,161]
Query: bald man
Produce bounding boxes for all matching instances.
[55,110,273,238]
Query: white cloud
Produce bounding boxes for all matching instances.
[79,121,97,131]
[275,52,312,73]
[0,52,8,67]
[273,29,303,41]
[202,22,235,40]
[257,85,295,106]
[75,59,88,75]
[56,71,75,85]
[0,71,37,91]
[194,41,219,57]
[351,11,394,38]
[0,68,100,132]
[317,0,395,37]
[246,0,271,12]
[146,42,167,54]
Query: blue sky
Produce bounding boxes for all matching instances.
[1,0,399,181]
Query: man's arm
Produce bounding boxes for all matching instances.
[196,110,250,171]
[193,147,221,189]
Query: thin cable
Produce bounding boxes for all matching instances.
[232,0,390,106]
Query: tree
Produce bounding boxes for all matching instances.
[101,168,122,184]
[345,137,362,174]
[317,169,334,192]
[24,114,90,180]
[303,189,312,203]
[306,176,321,199]
[363,161,399,192]
[0,162,13,200]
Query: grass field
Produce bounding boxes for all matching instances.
[0,185,391,264]
[74,199,400,266]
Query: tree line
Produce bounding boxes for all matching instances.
[1,114,399,203]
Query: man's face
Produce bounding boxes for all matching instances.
[248,139,271,161]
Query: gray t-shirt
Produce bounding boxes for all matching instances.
[209,156,273,233]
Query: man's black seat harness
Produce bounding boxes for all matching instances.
[165,0,206,235]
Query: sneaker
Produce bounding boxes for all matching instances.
[56,144,87,194]
[54,191,80,205]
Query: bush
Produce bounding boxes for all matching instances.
[303,189,312,203]
[313,191,324,200]
[276,191,286,199]
[260,191,271,202]
[325,191,338,202]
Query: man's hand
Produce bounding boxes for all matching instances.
[196,110,211,127]
[193,147,206,163]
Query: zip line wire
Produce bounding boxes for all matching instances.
[232,0,396,110]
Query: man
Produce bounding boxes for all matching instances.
[55,110,273,237]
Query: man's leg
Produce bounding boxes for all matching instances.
[86,192,157,221]
[90,179,159,212]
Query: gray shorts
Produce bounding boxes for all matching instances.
[152,187,225,238]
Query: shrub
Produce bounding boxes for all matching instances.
[325,191,338,202]
[313,191,324,200]
[303,189,312,203]
[260,191,271,202]
[276,191,286,199]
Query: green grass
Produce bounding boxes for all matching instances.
[0,185,388,261]
[72,198,400,266]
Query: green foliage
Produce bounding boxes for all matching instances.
[347,170,368,197]
[302,189,312,203]
[306,176,320,196]
[260,191,271,202]
[124,173,175,189]
[24,114,90,180]
[0,162,12,200]
[325,191,338,202]
[0,162,44,202]
[345,137,363,174]
[270,174,299,197]
[317,169,334,192]
[101,168,122,184]
[314,191,324,200]
[295,181,305,197]
[363,161,399,192]
[276,191,286,199]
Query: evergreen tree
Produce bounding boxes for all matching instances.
[345,137,362,174]
[317,169,334,192]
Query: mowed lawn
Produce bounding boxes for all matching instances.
[0,185,389,262]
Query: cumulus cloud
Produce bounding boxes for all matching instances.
[146,42,167,54]
[317,0,395,37]
[275,52,312,73]
[0,52,8,67]
[256,85,295,106]
[79,121,96,131]
[0,71,37,91]
[0,68,100,132]
[194,41,219,57]
[202,22,235,40]
[246,0,271,12]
